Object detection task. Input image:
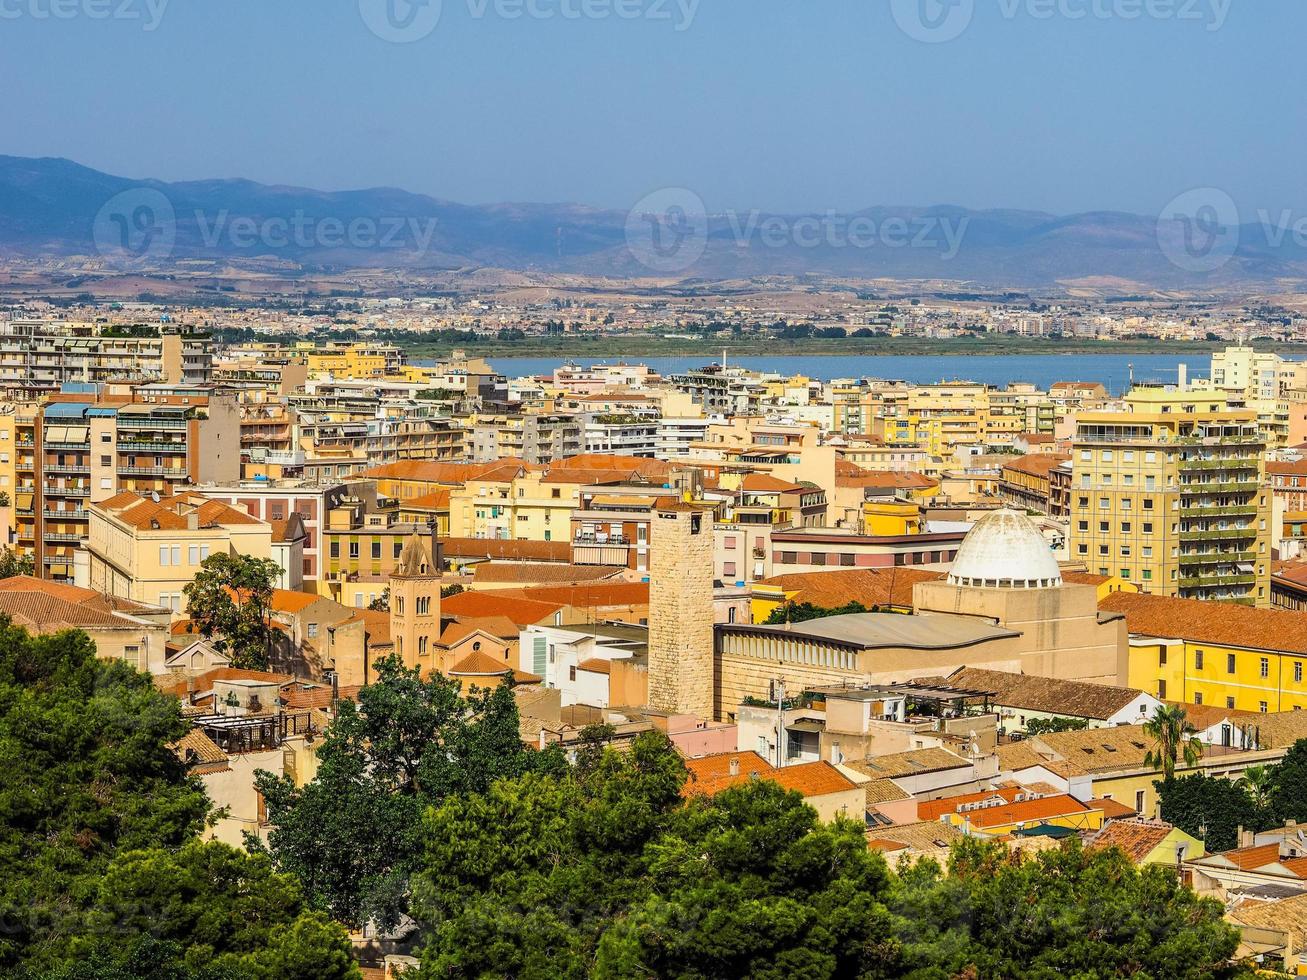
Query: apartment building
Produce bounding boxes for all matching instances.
[84,491,273,612]
[6,388,241,582]
[998,453,1072,516]
[1070,389,1272,606]
[0,320,212,387]
[470,414,584,465]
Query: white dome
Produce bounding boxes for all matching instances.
[947,508,1062,589]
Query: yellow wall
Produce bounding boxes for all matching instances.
[1128,637,1307,712]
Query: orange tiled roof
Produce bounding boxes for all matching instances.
[442,537,573,562]
[518,582,648,608]
[917,785,1028,821]
[684,757,855,799]
[1101,591,1307,656]
[756,567,943,609]
[740,473,806,493]
[684,751,775,785]
[1001,453,1071,479]
[577,658,612,674]
[836,469,939,491]
[956,793,1092,830]
[1091,819,1175,862]
[358,459,525,484]
[472,562,623,585]
[269,589,322,614]
[442,590,564,626]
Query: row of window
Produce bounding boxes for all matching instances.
[1186,649,1288,680]
[158,543,210,567]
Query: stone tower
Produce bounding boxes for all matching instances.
[648,498,715,720]
[388,531,441,673]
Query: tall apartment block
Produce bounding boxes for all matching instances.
[0,320,213,389]
[1071,390,1272,606]
[5,387,240,583]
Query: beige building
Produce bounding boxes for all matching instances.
[84,491,273,613]
[1071,388,1272,605]
[0,575,171,674]
[711,510,1128,721]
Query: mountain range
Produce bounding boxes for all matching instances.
[0,154,1303,289]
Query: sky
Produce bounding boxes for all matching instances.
[0,0,1299,216]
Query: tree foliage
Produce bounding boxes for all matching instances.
[1272,739,1307,825]
[1023,715,1091,736]
[0,545,35,578]
[1158,773,1269,853]
[254,655,566,930]
[0,617,359,978]
[408,732,1244,980]
[183,553,283,670]
[763,600,873,625]
[1144,704,1203,780]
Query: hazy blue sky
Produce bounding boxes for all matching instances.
[1,0,1297,215]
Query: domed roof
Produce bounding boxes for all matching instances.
[947,508,1062,589]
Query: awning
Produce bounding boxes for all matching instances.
[44,425,67,443]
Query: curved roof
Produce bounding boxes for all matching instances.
[947,508,1062,589]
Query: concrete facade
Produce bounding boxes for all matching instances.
[647,502,715,719]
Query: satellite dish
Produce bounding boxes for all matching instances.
[151,491,161,503]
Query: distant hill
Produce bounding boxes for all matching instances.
[1,154,1303,288]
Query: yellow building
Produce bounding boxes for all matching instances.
[1107,590,1307,712]
[861,498,925,536]
[1071,389,1272,605]
[84,491,273,614]
[306,342,406,379]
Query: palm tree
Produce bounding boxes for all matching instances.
[1143,705,1203,780]
[1238,764,1275,811]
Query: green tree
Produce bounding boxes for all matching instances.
[1144,704,1203,780]
[1024,716,1091,736]
[763,600,871,625]
[891,837,1242,978]
[1273,739,1307,824]
[1238,764,1275,811]
[1158,773,1265,852]
[183,553,283,670]
[0,619,209,973]
[69,841,358,979]
[254,656,564,930]
[0,545,35,578]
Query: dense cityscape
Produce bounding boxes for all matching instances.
[10,0,1307,976]
[3,300,1307,975]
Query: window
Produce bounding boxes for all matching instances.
[1135,790,1146,813]
[159,544,171,566]
[1227,697,1236,709]
[307,623,318,638]
[123,645,141,670]
[349,540,359,559]
[188,545,199,565]
[568,666,576,682]
[1099,497,1109,510]
[1157,679,1167,699]
[1143,522,1153,534]
[1297,662,1303,684]
[1228,654,1236,674]
[1194,649,1204,670]
[371,540,382,560]
[1260,701,1269,713]
[1194,692,1203,704]
[100,454,111,466]
[1261,657,1270,679]
[330,541,340,558]
[1142,569,1152,580]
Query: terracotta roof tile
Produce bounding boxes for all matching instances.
[1101,591,1307,656]
[472,562,624,585]
[1091,818,1175,862]
[844,747,971,779]
[945,666,1146,720]
[756,567,944,609]
[441,591,564,626]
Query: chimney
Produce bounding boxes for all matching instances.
[728,757,740,777]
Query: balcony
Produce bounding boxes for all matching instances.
[1178,550,1256,566]
[118,466,187,478]
[1179,457,1260,471]
[43,532,83,543]
[1179,527,1258,542]
[117,440,187,453]
[43,484,89,497]
[1179,573,1256,589]
[41,464,88,475]
[43,441,90,451]
[1182,505,1258,519]
[1179,481,1262,495]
